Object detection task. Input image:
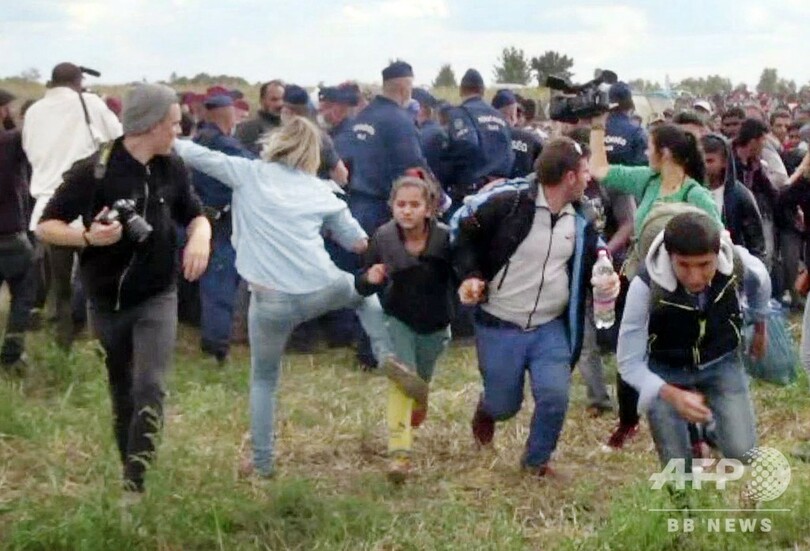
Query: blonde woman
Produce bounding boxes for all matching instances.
[173,117,391,477]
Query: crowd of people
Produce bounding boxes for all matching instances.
[2,60,810,500]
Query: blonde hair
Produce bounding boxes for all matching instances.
[259,116,321,174]
[388,174,441,217]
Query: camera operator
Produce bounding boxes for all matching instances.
[36,83,211,497]
[23,62,123,350]
[604,82,648,166]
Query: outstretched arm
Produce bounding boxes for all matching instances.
[173,139,256,189]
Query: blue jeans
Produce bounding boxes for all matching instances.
[475,317,572,467]
[199,231,240,356]
[247,272,391,475]
[646,354,756,468]
[384,315,450,382]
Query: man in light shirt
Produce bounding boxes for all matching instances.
[22,62,122,349]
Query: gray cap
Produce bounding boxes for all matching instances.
[122,83,177,134]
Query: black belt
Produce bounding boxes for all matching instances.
[475,308,534,332]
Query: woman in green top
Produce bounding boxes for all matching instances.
[588,113,722,235]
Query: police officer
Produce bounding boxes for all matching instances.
[491,89,543,179]
[411,88,449,184]
[192,94,254,363]
[343,60,426,235]
[340,61,426,367]
[441,69,514,206]
[318,85,359,160]
[604,82,647,166]
[281,85,348,186]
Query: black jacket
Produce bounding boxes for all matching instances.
[720,179,766,262]
[235,110,281,155]
[40,138,203,311]
[356,219,455,334]
[641,268,742,367]
[453,180,601,367]
[0,129,29,235]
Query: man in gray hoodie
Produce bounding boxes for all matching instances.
[617,211,770,469]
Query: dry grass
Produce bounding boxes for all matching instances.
[1,314,809,549]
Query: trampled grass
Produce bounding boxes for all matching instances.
[1,320,809,550]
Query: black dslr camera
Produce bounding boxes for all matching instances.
[99,199,153,243]
[547,70,619,123]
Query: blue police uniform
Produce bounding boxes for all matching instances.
[605,111,648,166]
[343,95,426,234]
[419,119,449,184]
[510,126,543,178]
[442,97,514,202]
[191,120,255,360]
[329,116,354,161]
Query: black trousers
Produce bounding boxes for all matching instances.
[89,289,177,492]
[47,244,83,349]
[0,233,35,366]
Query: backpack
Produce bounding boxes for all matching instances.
[622,181,704,279]
[448,175,534,245]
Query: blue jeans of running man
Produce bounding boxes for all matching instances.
[199,229,240,358]
[475,317,572,468]
[646,354,757,470]
[248,272,391,475]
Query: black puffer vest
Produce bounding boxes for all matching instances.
[640,268,742,367]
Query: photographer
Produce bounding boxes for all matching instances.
[36,83,211,496]
[604,82,648,166]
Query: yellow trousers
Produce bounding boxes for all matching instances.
[387,381,413,454]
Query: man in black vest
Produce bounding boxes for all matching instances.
[617,212,769,470]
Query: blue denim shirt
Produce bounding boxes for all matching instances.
[174,139,366,294]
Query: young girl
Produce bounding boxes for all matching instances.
[355,174,455,481]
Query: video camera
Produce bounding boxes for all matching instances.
[547,70,618,124]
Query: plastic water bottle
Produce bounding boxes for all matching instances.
[593,250,616,329]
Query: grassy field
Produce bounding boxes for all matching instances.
[1,316,810,550]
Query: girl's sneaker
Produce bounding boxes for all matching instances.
[387,452,412,483]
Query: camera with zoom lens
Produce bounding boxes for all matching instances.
[546,70,619,123]
[99,199,153,243]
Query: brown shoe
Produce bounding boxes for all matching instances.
[522,462,572,483]
[604,423,639,450]
[471,403,495,446]
[585,404,613,418]
[411,402,428,428]
[383,356,428,406]
[387,453,412,484]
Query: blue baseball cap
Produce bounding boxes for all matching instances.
[609,82,633,109]
[411,88,438,109]
[283,84,310,106]
[382,61,414,81]
[204,94,234,109]
[460,68,484,89]
[492,89,517,109]
[320,85,359,106]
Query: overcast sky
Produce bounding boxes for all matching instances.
[2,0,809,89]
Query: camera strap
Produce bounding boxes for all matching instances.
[78,91,100,148]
